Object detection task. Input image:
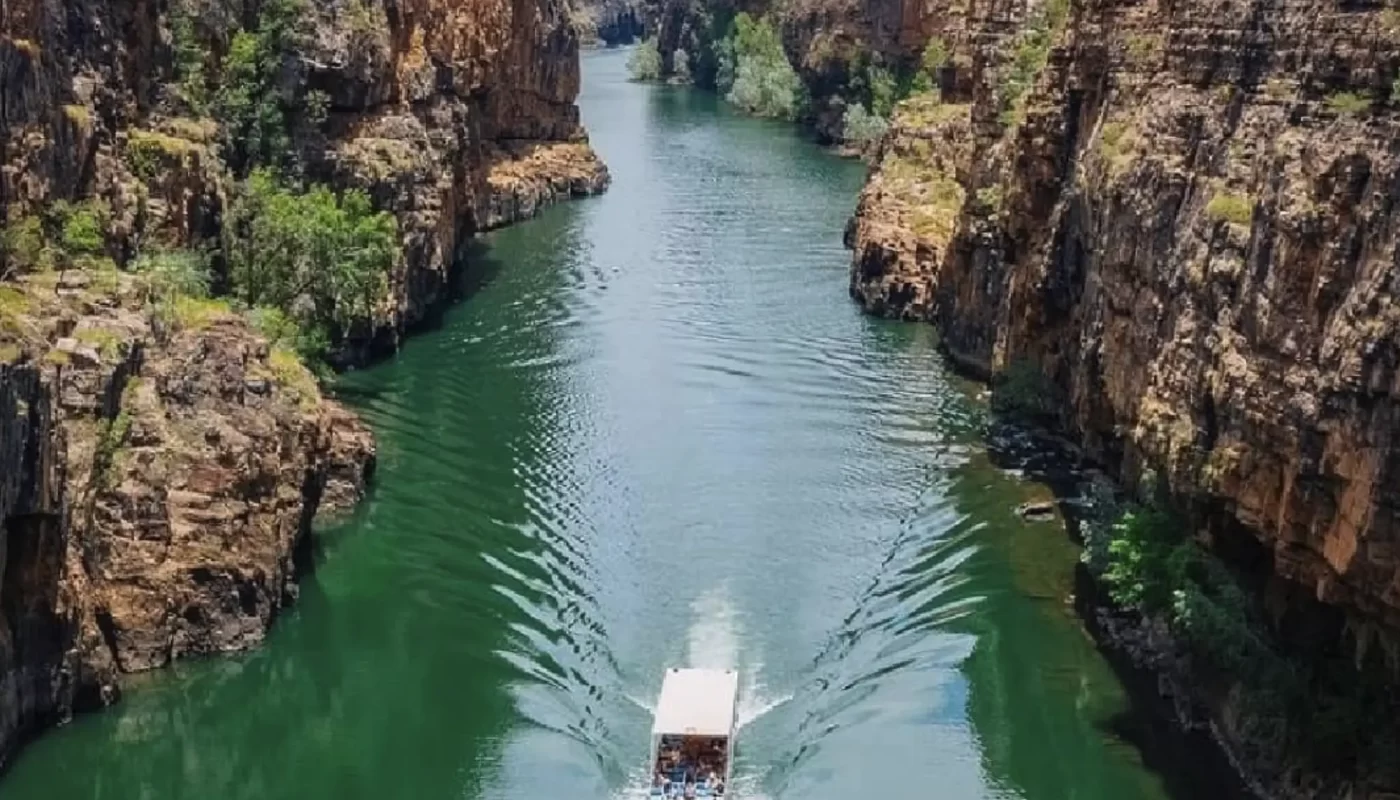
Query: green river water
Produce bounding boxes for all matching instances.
[3,49,1239,800]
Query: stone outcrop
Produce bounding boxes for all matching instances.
[309,0,611,354]
[0,0,604,770]
[850,0,1400,633]
[847,0,1400,793]
[0,273,375,767]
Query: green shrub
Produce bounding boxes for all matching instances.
[214,0,308,175]
[1125,33,1160,62]
[921,37,949,76]
[246,305,328,363]
[226,170,396,359]
[0,285,31,334]
[865,64,899,119]
[1085,496,1400,780]
[998,0,1067,127]
[126,129,197,180]
[94,405,133,489]
[163,295,232,330]
[268,346,320,409]
[627,37,663,81]
[170,2,209,112]
[1326,91,1371,115]
[975,185,1003,212]
[1102,507,1188,613]
[133,248,210,306]
[0,215,53,276]
[842,103,888,147]
[57,200,107,258]
[907,38,948,97]
[718,13,805,120]
[63,104,92,133]
[1098,120,1137,176]
[1205,190,1254,227]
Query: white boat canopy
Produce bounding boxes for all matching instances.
[651,668,740,737]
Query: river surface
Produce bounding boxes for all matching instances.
[5,49,1229,800]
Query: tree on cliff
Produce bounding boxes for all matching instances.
[225,170,397,360]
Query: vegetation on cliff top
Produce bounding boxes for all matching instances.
[843,39,947,149]
[0,0,397,372]
[998,0,1068,127]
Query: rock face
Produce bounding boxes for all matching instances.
[850,0,1400,631]
[0,0,602,769]
[310,0,611,353]
[847,0,1400,792]
[0,275,375,768]
[1,0,610,356]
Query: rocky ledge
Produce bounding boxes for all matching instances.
[0,273,374,767]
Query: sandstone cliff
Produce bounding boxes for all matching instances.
[0,0,605,769]
[0,272,375,768]
[846,0,1400,793]
[1,0,609,357]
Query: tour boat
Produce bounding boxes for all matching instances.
[646,668,739,797]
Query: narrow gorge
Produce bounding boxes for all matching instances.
[1,0,1397,797]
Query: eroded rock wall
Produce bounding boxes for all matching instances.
[849,0,1400,791]
[2,0,610,354]
[0,273,375,768]
[852,0,1400,631]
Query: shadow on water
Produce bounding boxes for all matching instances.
[980,421,1255,800]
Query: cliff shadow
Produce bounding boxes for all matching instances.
[981,421,1257,800]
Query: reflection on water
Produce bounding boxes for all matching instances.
[3,48,1240,800]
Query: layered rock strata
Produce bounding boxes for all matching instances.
[847,0,1400,793]
[0,273,375,767]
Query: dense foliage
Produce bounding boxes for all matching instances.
[1,0,399,370]
[225,170,397,361]
[998,0,1068,126]
[214,0,312,175]
[841,104,888,148]
[627,37,663,82]
[716,14,804,120]
[0,200,112,277]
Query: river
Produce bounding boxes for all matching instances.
[3,48,1233,800]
